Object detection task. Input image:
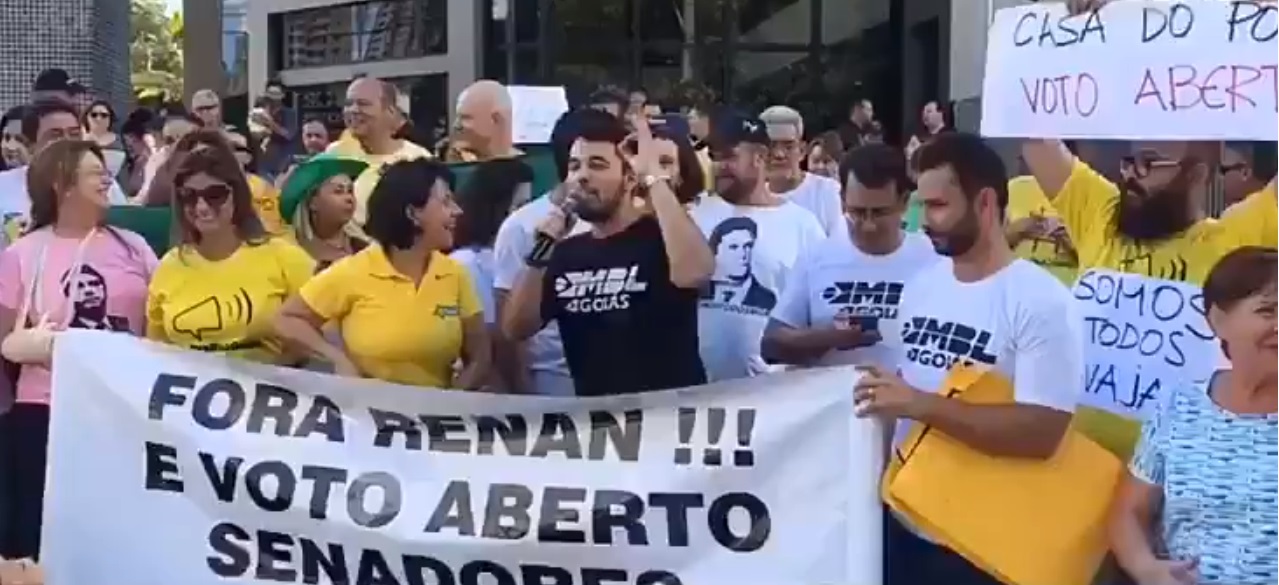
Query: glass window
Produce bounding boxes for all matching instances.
[280,0,447,69]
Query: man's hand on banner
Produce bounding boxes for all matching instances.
[853,365,927,419]
[0,558,42,585]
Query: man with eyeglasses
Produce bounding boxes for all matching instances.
[0,99,128,244]
[762,143,940,372]
[758,105,844,237]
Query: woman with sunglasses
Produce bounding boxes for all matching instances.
[146,133,313,365]
[279,153,369,271]
[81,100,121,152]
[274,158,491,389]
[0,140,156,558]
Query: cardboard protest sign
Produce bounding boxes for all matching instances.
[982,0,1277,140]
[43,331,883,585]
[1073,268,1224,420]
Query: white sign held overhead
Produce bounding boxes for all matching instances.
[981,0,1278,141]
[42,331,884,585]
[508,85,570,144]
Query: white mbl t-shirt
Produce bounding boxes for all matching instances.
[492,194,589,396]
[886,258,1084,447]
[691,196,826,381]
[770,230,942,369]
[774,172,844,236]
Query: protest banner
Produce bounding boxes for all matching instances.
[981,0,1278,140]
[42,330,881,585]
[1073,268,1223,421]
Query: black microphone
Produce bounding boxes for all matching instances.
[527,193,577,266]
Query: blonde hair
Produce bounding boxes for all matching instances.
[289,177,367,246]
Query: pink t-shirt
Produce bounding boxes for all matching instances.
[0,228,158,404]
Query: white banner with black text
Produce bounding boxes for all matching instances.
[42,330,882,585]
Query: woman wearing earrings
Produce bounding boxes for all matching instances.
[0,140,156,559]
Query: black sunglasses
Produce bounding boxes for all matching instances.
[88,111,111,120]
[177,184,232,208]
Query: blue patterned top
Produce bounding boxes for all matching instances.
[1130,373,1278,584]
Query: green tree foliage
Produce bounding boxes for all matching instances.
[131,0,184,100]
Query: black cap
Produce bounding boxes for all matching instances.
[707,110,769,151]
[33,68,85,94]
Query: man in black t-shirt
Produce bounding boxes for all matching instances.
[500,110,714,396]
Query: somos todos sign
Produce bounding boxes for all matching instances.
[42,331,882,585]
[982,0,1278,140]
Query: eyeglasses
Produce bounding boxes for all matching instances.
[176,184,232,208]
[88,111,110,120]
[193,104,218,113]
[1121,150,1179,178]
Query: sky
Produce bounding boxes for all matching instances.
[165,0,182,15]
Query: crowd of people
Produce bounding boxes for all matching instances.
[0,0,1275,582]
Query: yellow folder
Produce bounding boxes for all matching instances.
[882,365,1123,585]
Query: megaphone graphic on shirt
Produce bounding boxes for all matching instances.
[170,289,254,341]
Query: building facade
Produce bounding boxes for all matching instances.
[246,0,473,138]
[237,0,1035,142]
[0,0,131,112]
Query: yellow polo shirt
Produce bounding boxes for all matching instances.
[299,245,480,388]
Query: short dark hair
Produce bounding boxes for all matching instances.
[588,87,629,115]
[916,132,1009,215]
[21,98,79,143]
[455,158,533,249]
[365,158,455,250]
[841,143,907,195]
[576,108,628,146]
[1204,246,1278,313]
[708,216,758,250]
[120,108,155,138]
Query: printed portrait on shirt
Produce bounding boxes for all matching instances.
[61,264,129,332]
[701,216,777,312]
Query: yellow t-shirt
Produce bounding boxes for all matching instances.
[325,139,433,225]
[248,174,287,236]
[1053,162,1278,458]
[1221,180,1278,248]
[147,238,315,364]
[299,245,480,388]
[1006,175,1078,286]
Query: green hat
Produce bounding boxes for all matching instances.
[279,154,369,220]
